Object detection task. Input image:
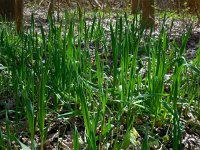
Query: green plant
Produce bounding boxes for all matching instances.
[0,10,199,149]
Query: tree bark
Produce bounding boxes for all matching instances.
[187,0,200,23]
[15,0,24,33]
[0,0,23,33]
[0,0,15,21]
[48,0,54,18]
[132,0,141,14]
[142,0,154,28]
[66,0,70,7]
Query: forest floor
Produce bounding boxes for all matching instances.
[23,3,200,149]
[23,1,200,59]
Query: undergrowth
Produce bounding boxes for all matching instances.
[0,12,199,150]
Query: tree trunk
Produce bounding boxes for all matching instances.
[66,0,70,7]
[0,0,23,33]
[15,0,24,33]
[132,0,141,14]
[142,0,154,28]
[48,0,54,18]
[187,0,200,23]
[0,0,15,21]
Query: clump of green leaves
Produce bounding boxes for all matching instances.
[0,11,199,150]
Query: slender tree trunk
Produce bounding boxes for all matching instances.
[15,0,24,33]
[0,0,23,33]
[187,0,200,23]
[0,0,15,21]
[142,0,154,28]
[48,0,54,18]
[66,0,70,7]
[132,0,141,14]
